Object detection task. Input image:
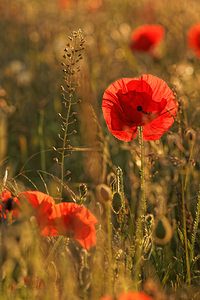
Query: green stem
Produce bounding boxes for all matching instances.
[60,97,72,196]
[45,236,64,266]
[139,126,146,215]
[38,110,46,173]
[106,202,112,294]
[181,175,191,284]
[191,189,200,259]
[116,167,126,215]
[133,126,146,289]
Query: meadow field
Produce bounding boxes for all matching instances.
[1,0,200,299]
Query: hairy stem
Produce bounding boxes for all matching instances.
[133,126,146,289]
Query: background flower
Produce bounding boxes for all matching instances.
[130,24,164,52]
[102,74,178,141]
[19,191,55,233]
[42,202,98,250]
[0,189,20,220]
[187,23,200,57]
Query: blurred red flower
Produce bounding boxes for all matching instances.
[0,189,20,220]
[42,202,98,250]
[18,191,55,233]
[58,0,72,9]
[130,24,164,52]
[100,291,153,300]
[102,74,178,141]
[187,23,200,57]
[118,291,153,300]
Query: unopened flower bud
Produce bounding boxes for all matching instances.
[79,183,87,198]
[112,192,122,214]
[96,184,112,203]
[153,215,173,245]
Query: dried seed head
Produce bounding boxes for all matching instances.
[185,127,196,142]
[96,184,112,203]
[153,215,173,245]
[112,192,122,214]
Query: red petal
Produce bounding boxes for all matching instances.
[118,291,153,300]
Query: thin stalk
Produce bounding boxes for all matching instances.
[45,236,64,266]
[191,189,200,259]
[106,201,112,294]
[117,167,126,215]
[38,110,46,173]
[139,126,146,215]
[60,96,72,196]
[181,175,191,284]
[133,126,146,289]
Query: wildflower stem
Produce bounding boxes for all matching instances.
[38,110,46,173]
[181,175,191,284]
[116,166,126,215]
[46,236,64,266]
[139,126,146,215]
[133,126,146,289]
[106,201,113,294]
[191,188,200,260]
[60,96,72,196]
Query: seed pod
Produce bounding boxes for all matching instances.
[153,215,173,245]
[79,183,87,199]
[112,192,122,214]
[96,184,112,203]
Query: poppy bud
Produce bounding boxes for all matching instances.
[112,192,122,214]
[153,216,173,245]
[96,184,112,203]
[79,183,87,198]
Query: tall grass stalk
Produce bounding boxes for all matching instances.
[191,189,200,259]
[181,175,191,284]
[106,201,113,294]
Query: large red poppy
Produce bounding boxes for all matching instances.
[130,24,164,52]
[102,74,178,141]
[0,189,20,220]
[42,202,98,250]
[18,191,55,233]
[187,23,200,57]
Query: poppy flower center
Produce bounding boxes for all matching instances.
[137,105,143,111]
[5,198,14,211]
[137,105,152,115]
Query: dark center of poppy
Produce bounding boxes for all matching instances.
[5,198,14,211]
[137,105,152,115]
[137,105,143,111]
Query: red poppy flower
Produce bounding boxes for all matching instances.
[118,291,153,300]
[187,23,200,57]
[100,292,153,300]
[130,24,164,52]
[42,202,98,250]
[18,191,55,233]
[102,74,177,141]
[0,189,20,220]
[58,0,73,9]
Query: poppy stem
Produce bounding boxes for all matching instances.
[133,126,146,289]
[139,126,146,215]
